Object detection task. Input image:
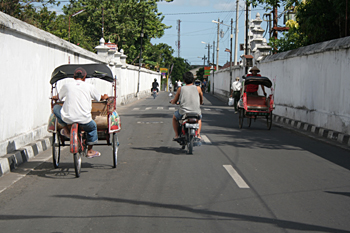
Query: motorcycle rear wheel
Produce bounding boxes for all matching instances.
[187,134,194,154]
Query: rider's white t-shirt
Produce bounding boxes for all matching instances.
[59,80,101,124]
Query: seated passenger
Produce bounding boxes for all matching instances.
[246,66,266,96]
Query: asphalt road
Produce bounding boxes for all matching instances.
[0,92,350,233]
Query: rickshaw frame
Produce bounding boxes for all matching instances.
[47,64,121,177]
[238,75,274,130]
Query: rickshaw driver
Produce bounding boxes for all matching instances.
[170,72,203,140]
[246,66,267,96]
[52,67,109,158]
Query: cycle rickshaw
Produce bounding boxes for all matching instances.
[47,64,121,177]
[237,75,274,130]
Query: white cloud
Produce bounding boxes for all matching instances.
[213,2,236,11]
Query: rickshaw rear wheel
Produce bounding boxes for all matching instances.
[112,133,119,168]
[267,112,273,130]
[247,118,252,127]
[73,152,82,177]
[238,108,244,129]
[52,133,60,168]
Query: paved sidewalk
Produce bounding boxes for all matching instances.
[0,136,52,177]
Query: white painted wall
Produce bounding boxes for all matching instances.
[0,12,160,157]
[209,37,350,135]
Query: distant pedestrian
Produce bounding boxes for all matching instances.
[230,77,242,113]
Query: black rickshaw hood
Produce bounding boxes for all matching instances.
[50,63,114,84]
[244,76,272,88]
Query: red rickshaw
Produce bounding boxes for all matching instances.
[237,75,274,130]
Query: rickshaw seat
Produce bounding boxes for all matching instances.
[246,96,269,110]
[55,100,112,130]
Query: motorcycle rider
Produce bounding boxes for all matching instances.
[151,78,159,95]
[170,72,203,140]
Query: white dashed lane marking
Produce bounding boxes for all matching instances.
[223,165,250,189]
[201,135,211,144]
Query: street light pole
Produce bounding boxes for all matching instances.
[137,16,144,96]
[230,18,233,92]
[216,18,220,71]
[234,0,239,65]
[245,0,249,74]
[68,9,85,42]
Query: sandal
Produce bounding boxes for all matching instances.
[86,151,101,158]
[60,129,70,138]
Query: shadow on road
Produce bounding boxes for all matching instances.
[0,194,344,233]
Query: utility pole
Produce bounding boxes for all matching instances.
[177,20,181,57]
[245,1,249,74]
[346,0,348,37]
[234,0,239,65]
[206,44,211,66]
[137,16,144,96]
[216,18,220,71]
[212,40,215,94]
[230,18,233,92]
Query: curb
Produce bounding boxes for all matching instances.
[208,93,350,150]
[272,115,350,149]
[0,136,52,177]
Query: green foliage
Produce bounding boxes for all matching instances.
[63,0,171,63]
[1,0,173,66]
[268,20,307,53]
[170,57,191,84]
[295,0,350,44]
[143,43,174,70]
[250,0,350,52]
[196,67,204,81]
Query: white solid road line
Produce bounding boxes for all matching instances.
[201,135,211,144]
[223,165,250,188]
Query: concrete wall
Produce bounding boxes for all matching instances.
[0,12,160,157]
[209,37,350,135]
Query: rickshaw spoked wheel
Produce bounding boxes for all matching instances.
[112,133,119,168]
[71,124,82,177]
[73,152,82,177]
[267,112,273,130]
[238,108,244,129]
[52,133,61,168]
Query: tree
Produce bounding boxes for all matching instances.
[250,0,350,52]
[143,43,174,71]
[63,0,171,63]
[170,57,191,84]
[196,68,204,81]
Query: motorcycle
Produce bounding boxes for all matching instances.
[152,89,157,99]
[175,113,201,154]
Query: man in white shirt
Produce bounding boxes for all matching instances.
[230,77,242,113]
[177,80,182,88]
[53,67,108,158]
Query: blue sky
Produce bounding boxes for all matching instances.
[37,0,286,67]
[152,0,274,66]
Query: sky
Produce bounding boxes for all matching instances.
[151,0,276,67]
[37,0,286,67]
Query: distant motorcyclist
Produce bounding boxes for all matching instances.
[170,72,203,140]
[151,78,159,95]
